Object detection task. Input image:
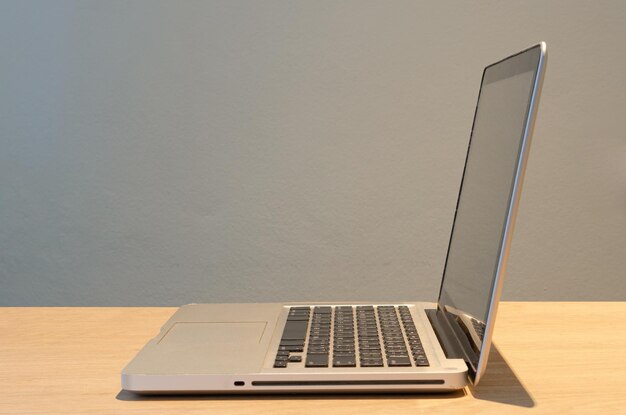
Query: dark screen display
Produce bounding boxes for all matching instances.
[438,46,541,369]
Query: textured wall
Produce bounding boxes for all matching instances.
[1,1,625,305]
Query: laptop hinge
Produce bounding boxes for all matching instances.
[425,309,466,360]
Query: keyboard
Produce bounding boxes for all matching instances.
[274,305,430,368]
[470,317,486,341]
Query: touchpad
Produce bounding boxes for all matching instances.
[155,321,268,373]
[160,322,267,348]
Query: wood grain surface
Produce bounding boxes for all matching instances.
[1,302,624,414]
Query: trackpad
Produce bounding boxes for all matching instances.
[160,322,267,348]
[155,322,268,373]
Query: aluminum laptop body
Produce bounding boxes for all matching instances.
[122,43,547,394]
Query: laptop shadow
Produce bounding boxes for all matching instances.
[116,344,532,407]
[468,344,535,408]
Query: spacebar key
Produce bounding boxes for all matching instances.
[281,320,308,340]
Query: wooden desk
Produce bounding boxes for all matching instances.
[1,303,624,414]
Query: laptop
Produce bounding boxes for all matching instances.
[122,42,547,393]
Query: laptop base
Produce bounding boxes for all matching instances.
[122,302,468,394]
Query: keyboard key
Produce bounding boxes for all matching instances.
[288,355,302,362]
[388,353,409,360]
[387,356,411,366]
[278,345,303,352]
[287,316,310,321]
[308,350,330,356]
[280,340,304,346]
[333,344,354,351]
[310,329,331,336]
[274,360,287,368]
[361,359,384,367]
[385,339,404,347]
[308,344,330,351]
[309,338,330,344]
[415,358,429,366]
[306,354,329,367]
[308,345,330,351]
[282,320,308,340]
[360,352,383,359]
[333,355,356,367]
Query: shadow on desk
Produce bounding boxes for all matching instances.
[468,344,535,408]
[117,344,533,407]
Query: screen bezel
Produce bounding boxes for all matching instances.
[436,43,547,385]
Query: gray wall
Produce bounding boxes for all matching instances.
[1,1,625,306]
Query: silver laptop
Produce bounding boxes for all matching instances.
[122,43,547,394]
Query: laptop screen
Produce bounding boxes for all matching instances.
[437,45,544,380]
